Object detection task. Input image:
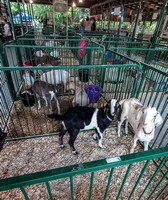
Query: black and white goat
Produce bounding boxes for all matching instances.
[117,98,163,153]
[48,99,120,154]
[33,80,60,114]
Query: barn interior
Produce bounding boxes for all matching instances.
[0,0,168,199]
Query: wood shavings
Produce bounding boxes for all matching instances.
[0,128,167,200]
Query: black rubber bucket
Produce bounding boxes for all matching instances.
[78,69,89,82]
[20,91,36,107]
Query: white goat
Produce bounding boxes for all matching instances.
[23,73,35,88]
[72,88,89,107]
[117,98,163,153]
[40,70,70,92]
[50,50,60,58]
[35,50,46,57]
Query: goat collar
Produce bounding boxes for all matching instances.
[105,107,114,121]
[106,112,114,121]
[106,114,113,121]
[143,127,153,135]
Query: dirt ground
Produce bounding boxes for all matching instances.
[0,127,167,200]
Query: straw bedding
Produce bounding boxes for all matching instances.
[1,79,167,200]
[0,125,167,200]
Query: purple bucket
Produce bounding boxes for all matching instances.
[85,85,102,103]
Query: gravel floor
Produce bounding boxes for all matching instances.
[0,127,167,200]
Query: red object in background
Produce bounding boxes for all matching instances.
[23,60,32,73]
[78,38,88,58]
[132,69,143,80]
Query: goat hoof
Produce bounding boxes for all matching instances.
[130,150,134,154]
[99,145,104,149]
[59,144,65,148]
[72,151,79,155]
[93,134,97,140]
[93,137,97,141]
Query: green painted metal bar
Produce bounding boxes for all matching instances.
[17,0,24,35]
[128,160,150,200]
[139,156,167,199]
[132,2,141,41]
[0,148,167,192]
[6,0,16,40]
[158,124,168,148]
[0,87,20,136]
[152,116,167,149]
[22,1,28,32]
[116,164,133,200]
[0,49,16,99]
[27,3,32,29]
[103,168,115,200]
[147,171,168,200]
[89,172,94,200]
[45,181,53,200]
[117,5,124,38]
[0,64,140,72]
[30,3,35,25]
[20,186,30,200]
[70,176,74,200]
[131,64,142,98]
[150,74,167,108]
[107,0,116,33]
[155,184,168,200]
[151,0,168,45]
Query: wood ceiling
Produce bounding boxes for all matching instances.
[11,0,168,15]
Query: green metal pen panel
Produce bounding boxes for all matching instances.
[0,147,167,200]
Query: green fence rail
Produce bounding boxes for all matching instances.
[107,47,168,73]
[1,46,167,147]
[0,61,140,138]
[0,147,167,199]
[4,38,106,67]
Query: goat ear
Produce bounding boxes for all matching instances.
[155,112,163,127]
[132,102,143,110]
[116,104,122,121]
[135,109,143,121]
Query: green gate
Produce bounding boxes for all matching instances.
[0,147,167,199]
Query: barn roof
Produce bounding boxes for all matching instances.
[11,0,168,15]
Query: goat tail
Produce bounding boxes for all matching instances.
[48,113,63,121]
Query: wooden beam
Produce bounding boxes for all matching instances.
[90,0,113,9]
[90,0,165,10]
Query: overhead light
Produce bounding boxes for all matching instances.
[72,2,76,7]
[79,0,83,2]
[30,0,33,3]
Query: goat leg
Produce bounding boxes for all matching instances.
[53,94,60,114]
[37,98,41,110]
[130,137,138,153]
[144,141,149,151]
[59,129,66,148]
[125,120,128,134]
[95,128,104,149]
[68,129,79,155]
[43,96,48,107]
[117,120,123,137]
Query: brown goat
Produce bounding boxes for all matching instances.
[32,80,60,114]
